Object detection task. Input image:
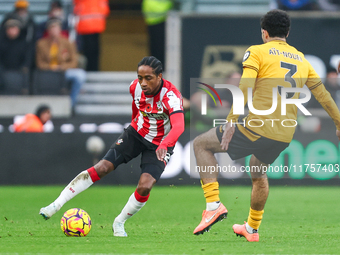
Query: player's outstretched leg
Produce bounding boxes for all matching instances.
[193,128,228,235]
[193,182,228,235]
[233,155,268,242]
[113,172,155,237]
[39,160,114,220]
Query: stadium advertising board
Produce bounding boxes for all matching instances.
[0,123,339,185]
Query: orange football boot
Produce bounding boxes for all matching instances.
[232,221,259,242]
[193,203,228,235]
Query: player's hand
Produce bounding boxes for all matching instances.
[156,146,167,161]
[336,130,340,140]
[220,124,235,151]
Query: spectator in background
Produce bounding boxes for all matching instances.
[0,19,33,94]
[142,0,173,70]
[1,0,36,44]
[36,18,86,107]
[37,0,69,40]
[73,0,110,71]
[216,71,242,109]
[14,105,51,132]
[324,69,340,100]
[0,19,33,73]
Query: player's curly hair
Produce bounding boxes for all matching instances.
[138,56,163,76]
[260,9,290,38]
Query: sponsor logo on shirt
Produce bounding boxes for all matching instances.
[140,111,168,120]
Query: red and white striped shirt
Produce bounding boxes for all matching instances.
[130,78,184,146]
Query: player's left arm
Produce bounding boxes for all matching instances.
[308,83,340,139]
[156,90,185,161]
[306,64,340,140]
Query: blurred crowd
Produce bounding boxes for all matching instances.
[270,0,340,11]
[0,0,109,107]
[2,0,340,128]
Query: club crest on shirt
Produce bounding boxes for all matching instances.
[156,101,163,112]
[116,138,123,145]
[243,51,250,62]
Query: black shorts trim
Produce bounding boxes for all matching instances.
[216,125,289,164]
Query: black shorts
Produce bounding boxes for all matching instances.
[216,124,289,165]
[103,125,174,181]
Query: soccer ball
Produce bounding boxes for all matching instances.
[60,208,91,237]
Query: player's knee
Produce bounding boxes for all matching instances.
[193,135,204,152]
[94,160,114,178]
[137,173,155,196]
[251,176,268,185]
[136,185,151,196]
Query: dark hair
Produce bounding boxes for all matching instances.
[50,0,62,9]
[35,105,50,118]
[137,56,163,76]
[4,18,22,28]
[260,9,290,38]
[46,17,62,28]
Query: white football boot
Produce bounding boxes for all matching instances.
[113,219,128,237]
[39,202,59,220]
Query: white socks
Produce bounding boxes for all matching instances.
[115,192,147,223]
[246,222,258,234]
[206,201,220,211]
[54,170,94,210]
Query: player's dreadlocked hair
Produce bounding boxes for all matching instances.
[137,56,163,76]
[261,9,290,38]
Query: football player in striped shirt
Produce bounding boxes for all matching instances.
[39,56,185,237]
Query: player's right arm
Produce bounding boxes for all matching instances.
[223,47,259,150]
[306,62,340,140]
[221,67,257,150]
[226,67,257,123]
[226,46,258,124]
[129,80,139,121]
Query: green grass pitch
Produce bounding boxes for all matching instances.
[1,185,340,254]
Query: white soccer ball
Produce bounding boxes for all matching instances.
[86,135,105,155]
